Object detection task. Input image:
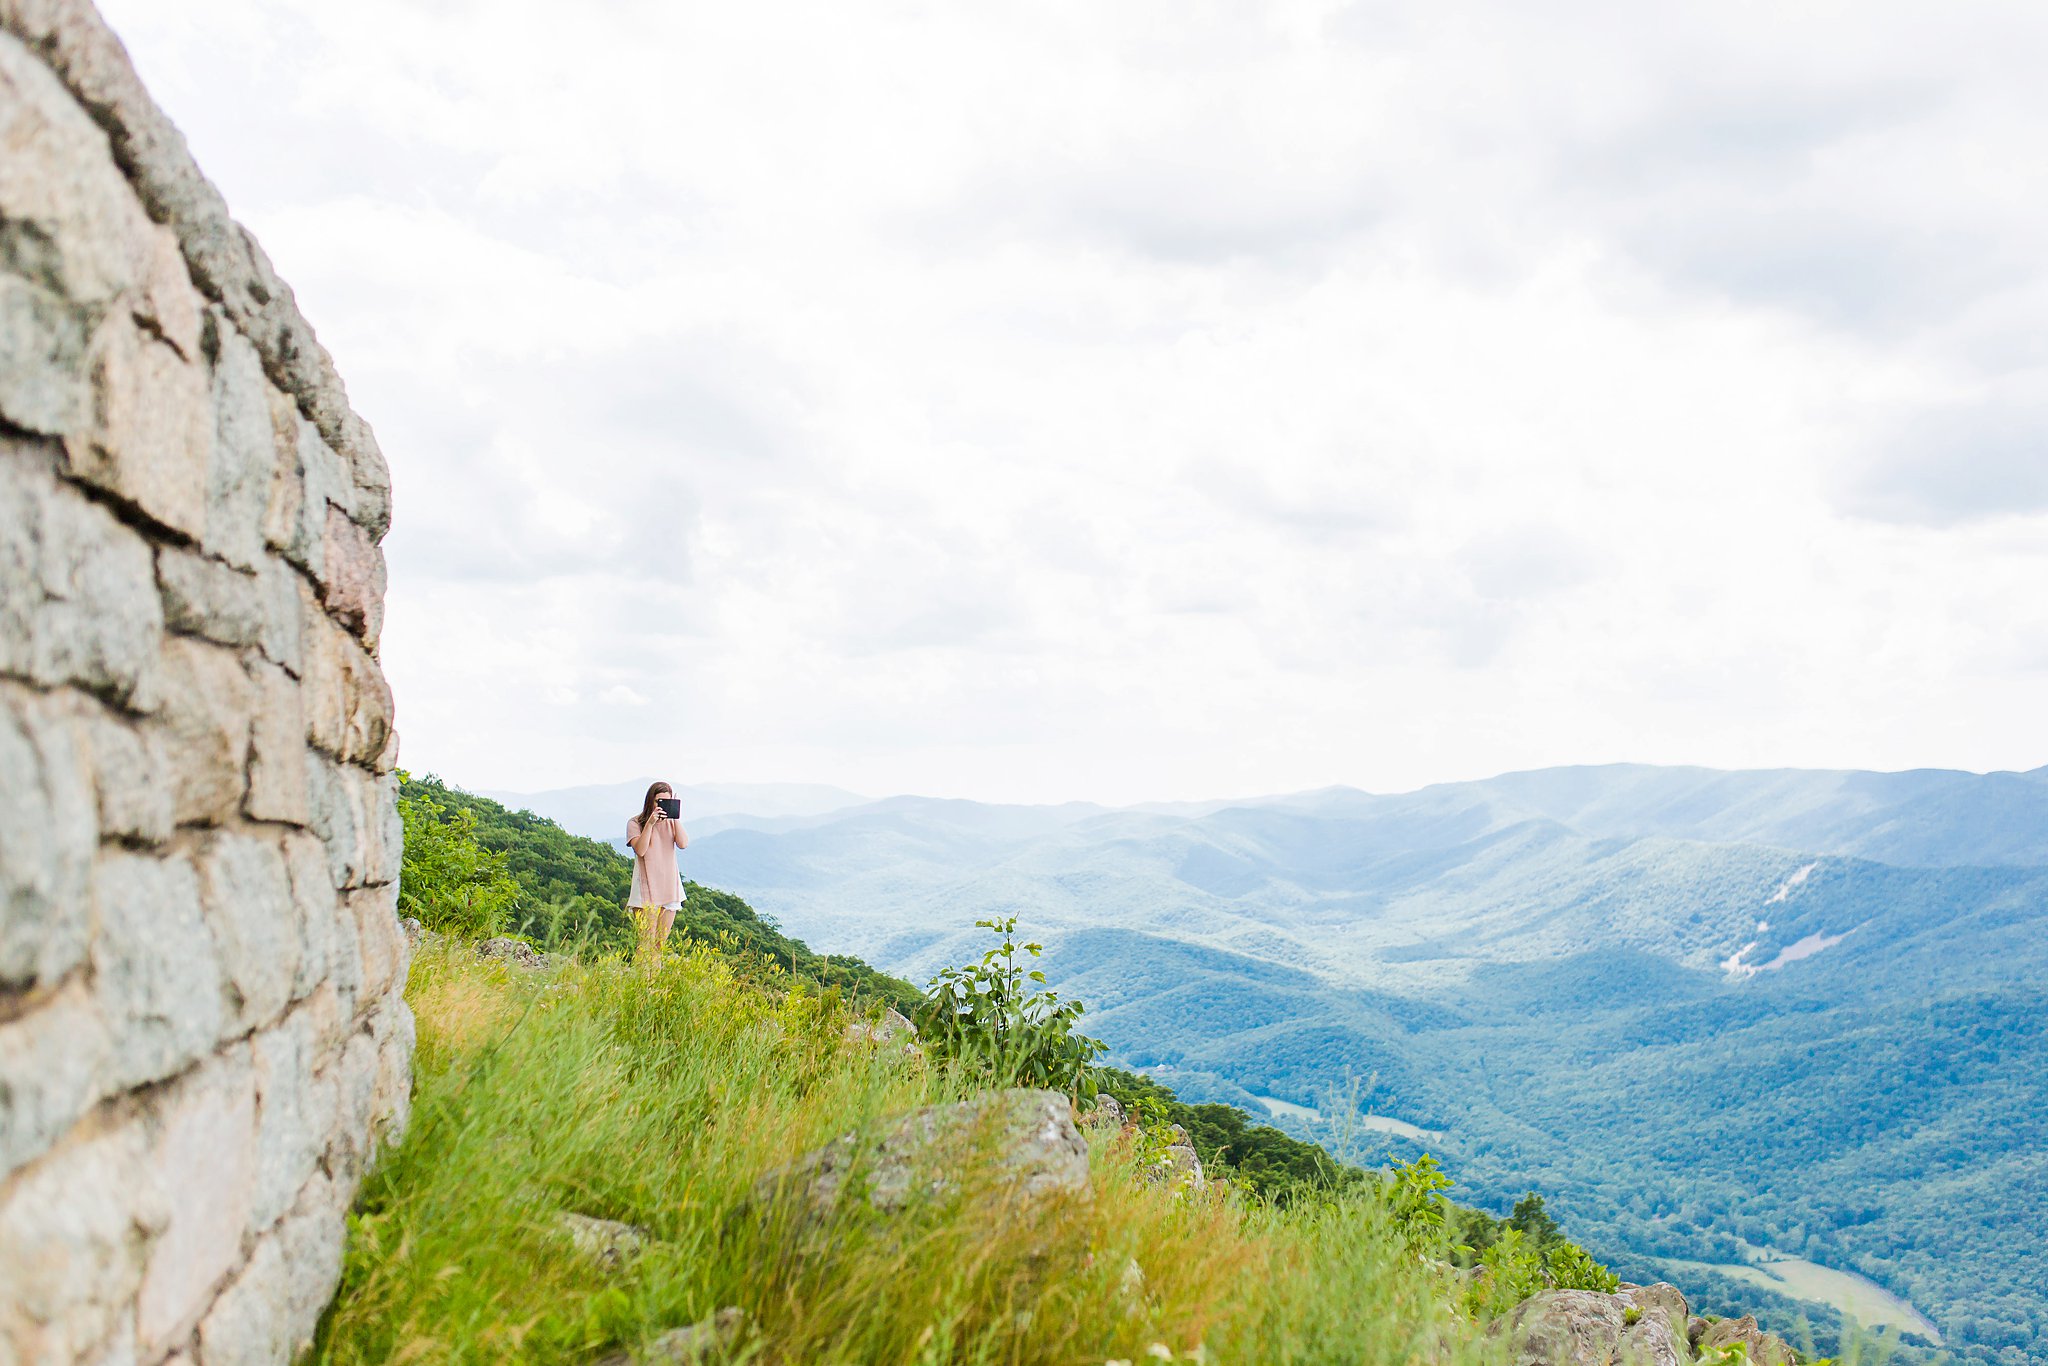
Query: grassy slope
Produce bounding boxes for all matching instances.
[317,941,1488,1365]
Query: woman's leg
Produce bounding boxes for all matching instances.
[656,904,679,953]
[634,904,660,966]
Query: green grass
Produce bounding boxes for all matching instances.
[314,940,1501,1365]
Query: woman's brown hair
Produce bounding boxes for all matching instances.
[637,781,673,829]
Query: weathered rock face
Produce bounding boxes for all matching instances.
[556,1212,648,1268]
[1695,1313,1796,1366]
[1144,1123,1206,1191]
[596,1307,747,1366]
[754,1088,1090,1221]
[1617,1282,1692,1345]
[0,4,409,1363]
[844,1005,917,1046]
[1080,1093,1126,1130]
[1493,1286,1692,1366]
[476,936,547,971]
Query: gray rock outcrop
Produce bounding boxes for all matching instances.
[1117,1255,1147,1315]
[844,1006,917,1046]
[596,1307,746,1366]
[1081,1094,1127,1129]
[753,1088,1089,1220]
[476,936,547,971]
[1615,1281,1691,1344]
[1695,1313,1795,1366]
[557,1213,649,1268]
[1492,1286,1692,1366]
[0,4,408,1362]
[1143,1123,1206,1191]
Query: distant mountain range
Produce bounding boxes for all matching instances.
[620,762,2047,1365]
[1404,763,2048,868]
[488,762,2048,871]
[478,779,869,841]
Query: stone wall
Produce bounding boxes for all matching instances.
[0,3,412,1362]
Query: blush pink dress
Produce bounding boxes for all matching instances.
[626,815,686,909]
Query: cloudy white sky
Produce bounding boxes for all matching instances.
[103,0,2048,804]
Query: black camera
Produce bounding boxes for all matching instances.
[657,796,682,820]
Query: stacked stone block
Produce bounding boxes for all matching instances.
[0,3,412,1362]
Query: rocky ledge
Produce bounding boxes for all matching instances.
[1494,1281,1797,1366]
[753,1087,1090,1221]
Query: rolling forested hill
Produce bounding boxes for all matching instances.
[661,763,2048,1366]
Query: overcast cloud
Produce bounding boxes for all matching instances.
[101,0,2048,803]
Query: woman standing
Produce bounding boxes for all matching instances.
[626,780,688,964]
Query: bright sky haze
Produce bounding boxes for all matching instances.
[101,0,2048,804]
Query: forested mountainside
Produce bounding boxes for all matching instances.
[673,765,2048,1365]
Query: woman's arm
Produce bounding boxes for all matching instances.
[626,817,648,855]
[673,821,689,851]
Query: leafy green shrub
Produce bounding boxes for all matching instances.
[1474,1227,1550,1316]
[1446,1187,1620,1312]
[915,917,1108,1097]
[396,772,521,936]
[1462,1223,1620,1318]
[1696,1342,1755,1366]
[399,774,631,951]
[1544,1238,1620,1293]
[1373,1153,1455,1255]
